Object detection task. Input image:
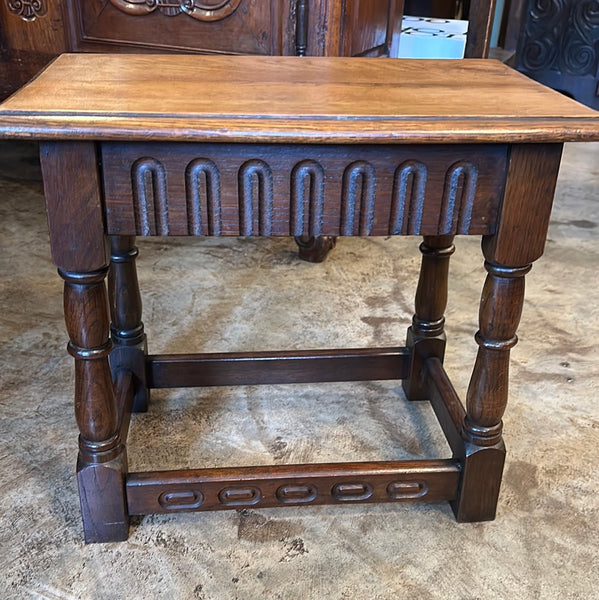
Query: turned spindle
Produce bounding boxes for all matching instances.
[463,261,531,446]
[403,235,455,400]
[108,235,149,412]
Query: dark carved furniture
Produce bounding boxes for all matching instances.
[0,0,402,100]
[1,0,503,101]
[515,0,599,110]
[66,0,400,58]
[1,54,597,543]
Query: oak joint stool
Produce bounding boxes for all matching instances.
[1,54,597,542]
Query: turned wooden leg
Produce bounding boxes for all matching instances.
[451,260,531,522]
[40,141,133,542]
[403,235,455,400]
[61,267,129,543]
[108,235,149,413]
[295,235,337,263]
[448,144,564,521]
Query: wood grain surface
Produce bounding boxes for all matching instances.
[0,54,598,143]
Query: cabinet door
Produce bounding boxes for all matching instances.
[300,0,402,57]
[343,0,403,57]
[66,0,285,56]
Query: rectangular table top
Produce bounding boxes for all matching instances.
[0,54,598,144]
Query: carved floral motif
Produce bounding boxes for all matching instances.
[108,0,242,22]
[6,0,47,21]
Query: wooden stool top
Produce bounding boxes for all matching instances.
[1,53,597,543]
[0,54,598,143]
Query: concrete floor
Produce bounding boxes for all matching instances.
[0,140,597,599]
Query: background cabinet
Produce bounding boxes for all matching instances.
[404,0,459,18]
[515,0,599,110]
[0,0,403,100]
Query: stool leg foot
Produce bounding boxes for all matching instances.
[108,235,149,413]
[404,235,455,400]
[61,267,129,542]
[295,235,337,263]
[452,441,506,522]
[77,451,129,543]
[452,260,531,521]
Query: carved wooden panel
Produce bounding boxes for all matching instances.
[101,142,508,237]
[0,0,67,52]
[515,0,599,109]
[126,460,460,514]
[67,0,283,55]
[64,0,400,57]
[5,0,47,21]
[108,0,243,22]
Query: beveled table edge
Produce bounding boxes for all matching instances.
[1,116,599,143]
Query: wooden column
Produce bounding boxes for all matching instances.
[403,235,455,400]
[464,0,497,58]
[452,143,563,521]
[61,266,129,542]
[40,141,129,542]
[108,235,149,413]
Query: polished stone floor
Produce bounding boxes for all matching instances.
[0,140,597,599]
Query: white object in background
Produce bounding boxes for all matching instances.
[398,16,468,59]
